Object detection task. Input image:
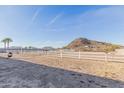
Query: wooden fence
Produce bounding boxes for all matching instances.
[43,51,124,62]
[1,49,124,62]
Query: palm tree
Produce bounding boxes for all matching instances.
[1,38,13,49]
[1,39,7,49]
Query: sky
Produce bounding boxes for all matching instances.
[0,5,124,48]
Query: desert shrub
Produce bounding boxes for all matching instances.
[104,45,120,53]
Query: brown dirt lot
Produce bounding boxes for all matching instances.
[12,53,124,82]
[1,53,124,87]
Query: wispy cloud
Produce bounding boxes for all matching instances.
[31,8,42,22]
[63,6,124,31]
[24,8,43,32]
[47,12,64,26]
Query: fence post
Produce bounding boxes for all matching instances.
[78,51,81,59]
[60,50,63,59]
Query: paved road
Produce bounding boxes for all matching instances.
[0,57,124,88]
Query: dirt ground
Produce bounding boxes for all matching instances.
[12,53,124,81]
[1,53,124,88]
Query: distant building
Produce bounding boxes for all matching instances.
[84,45,89,48]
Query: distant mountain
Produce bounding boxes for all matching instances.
[63,37,122,52]
[42,46,55,51]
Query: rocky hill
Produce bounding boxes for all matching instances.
[64,38,122,52]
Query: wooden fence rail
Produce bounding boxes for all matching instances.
[1,49,124,62]
[44,51,124,62]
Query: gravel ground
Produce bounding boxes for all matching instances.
[0,57,124,88]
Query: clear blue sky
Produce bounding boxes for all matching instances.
[0,5,124,48]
